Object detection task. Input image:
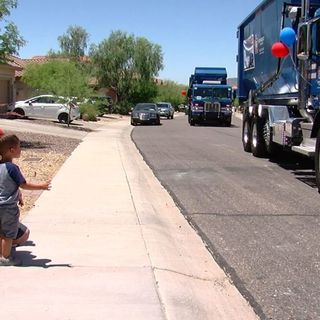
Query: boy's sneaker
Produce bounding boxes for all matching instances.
[0,256,22,266]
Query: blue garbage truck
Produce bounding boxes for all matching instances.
[238,0,320,191]
[188,67,233,126]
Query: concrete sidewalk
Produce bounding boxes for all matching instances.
[1,119,258,320]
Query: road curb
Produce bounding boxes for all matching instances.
[122,123,258,319]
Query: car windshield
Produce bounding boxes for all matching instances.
[134,104,157,111]
[157,104,169,109]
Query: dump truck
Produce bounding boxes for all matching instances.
[238,0,320,191]
[188,67,233,126]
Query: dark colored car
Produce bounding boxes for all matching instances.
[156,102,174,119]
[131,103,160,126]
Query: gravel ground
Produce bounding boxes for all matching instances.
[5,131,81,217]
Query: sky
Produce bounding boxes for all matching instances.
[9,0,262,85]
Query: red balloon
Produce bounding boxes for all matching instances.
[181,90,187,96]
[271,42,289,58]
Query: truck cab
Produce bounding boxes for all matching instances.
[188,67,233,126]
[189,84,233,126]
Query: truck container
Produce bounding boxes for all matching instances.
[188,67,233,126]
[238,0,320,191]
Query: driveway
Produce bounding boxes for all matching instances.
[0,116,120,139]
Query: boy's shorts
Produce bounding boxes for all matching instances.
[0,206,19,239]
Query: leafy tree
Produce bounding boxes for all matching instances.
[129,80,158,106]
[134,37,163,81]
[49,25,89,61]
[0,0,25,63]
[22,60,92,99]
[90,30,163,112]
[154,80,187,109]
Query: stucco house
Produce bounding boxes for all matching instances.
[9,55,118,104]
[10,55,53,101]
[0,59,22,112]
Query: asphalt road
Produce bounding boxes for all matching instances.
[131,113,320,320]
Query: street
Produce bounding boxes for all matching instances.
[132,114,320,320]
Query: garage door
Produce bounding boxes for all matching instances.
[0,80,9,104]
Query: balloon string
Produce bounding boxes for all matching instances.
[289,50,313,87]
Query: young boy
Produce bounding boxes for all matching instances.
[0,134,50,266]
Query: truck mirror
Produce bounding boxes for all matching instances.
[312,19,320,55]
[297,23,310,60]
[233,90,237,100]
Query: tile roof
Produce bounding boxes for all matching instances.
[9,55,91,78]
[9,55,54,77]
[6,59,23,70]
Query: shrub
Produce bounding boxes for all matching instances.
[80,103,99,121]
[113,102,131,115]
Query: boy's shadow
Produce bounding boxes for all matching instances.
[13,242,72,268]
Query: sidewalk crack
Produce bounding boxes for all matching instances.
[153,266,228,287]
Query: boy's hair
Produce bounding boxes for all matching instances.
[0,134,20,156]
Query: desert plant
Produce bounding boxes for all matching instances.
[79,103,99,121]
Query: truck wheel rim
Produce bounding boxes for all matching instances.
[252,123,257,148]
[264,121,271,147]
[244,121,249,144]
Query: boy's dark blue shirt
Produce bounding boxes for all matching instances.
[0,162,26,207]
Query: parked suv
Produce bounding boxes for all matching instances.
[156,102,174,119]
[10,95,80,123]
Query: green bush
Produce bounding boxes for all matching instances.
[113,103,131,115]
[80,103,99,121]
[153,80,187,110]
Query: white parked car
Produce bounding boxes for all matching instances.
[10,95,80,123]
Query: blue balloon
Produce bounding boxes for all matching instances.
[280,27,296,47]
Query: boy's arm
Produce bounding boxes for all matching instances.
[20,181,51,191]
[18,190,24,206]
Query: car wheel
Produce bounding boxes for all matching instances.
[13,108,25,117]
[58,113,69,124]
[190,119,195,126]
[167,115,170,119]
[171,114,174,119]
[131,119,136,126]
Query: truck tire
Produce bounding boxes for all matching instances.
[315,129,320,193]
[251,116,266,157]
[242,116,251,152]
[263,119,276,156]
[225,118,232,127]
